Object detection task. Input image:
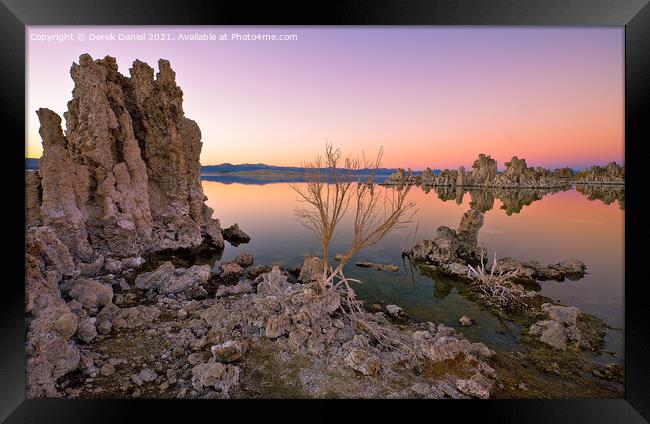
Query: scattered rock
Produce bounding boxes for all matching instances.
[68,279,114,310]
[297,255,323,283]
[456,374,491,399]
[459,315,475,327]
[529,304,582,350]
[592,362,624,383]
[344,349,381,376]
[76,318,98,343]
[218,261,245,282]
[234,252,254,268]
[135,262,210,297]
[247,264,272,280]
[211,341,243,363]
[139,368,158,383]
[385,305,403,318]
[222,224,250,246]
[191,362,240,396]
[216,280,254,298]
[355,261,399,272]
[100,363,115,377]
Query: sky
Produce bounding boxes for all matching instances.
[26,26,624,170]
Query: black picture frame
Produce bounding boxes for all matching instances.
[2,0,648,422]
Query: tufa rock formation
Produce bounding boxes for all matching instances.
[386,154,570,189]
[404,209,586,284]
[574,162,624,184]
[29,54,224,262]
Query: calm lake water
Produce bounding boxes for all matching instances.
[203,180,624,360]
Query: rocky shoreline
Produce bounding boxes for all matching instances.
[401,208,622,394]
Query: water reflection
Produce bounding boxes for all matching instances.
[201,179,624,353]
[421,185,567,215]
[576,184,625,209]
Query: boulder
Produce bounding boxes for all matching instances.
[222,223,250,246]
[386,305,403,318]
[191,362,240,395]
[530,320,567,350]
[297,255,323,283]
[542,303,580,326]
[135,262,210,296]
[247,264,272,280]
[211,340,243,363]
[68,279,114,309]
[216,280,253,298]
[218,261,245,282]
[459,315,475,327]
[456,373,491,399]
[344,349,381,376]
[76,318,98,343]
[234,252,254,268]
[529,304,582,350]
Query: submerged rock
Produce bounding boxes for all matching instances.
[355,261,399,272]
[386,305,403,318]
[459,315,475,327]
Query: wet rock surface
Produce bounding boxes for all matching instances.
[355,261,399,272]
[222,223,251,246]
[405,209,586,284]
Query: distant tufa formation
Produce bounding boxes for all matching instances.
[574,162,624,184]
[25,54,224,262]
[387,154,624,188]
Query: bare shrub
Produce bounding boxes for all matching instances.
[467,249,528,310]
[290,142,417,351]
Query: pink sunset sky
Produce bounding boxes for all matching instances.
[26,26,624,170]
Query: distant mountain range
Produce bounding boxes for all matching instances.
[25,158,427,175]
[201,162,407,175]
